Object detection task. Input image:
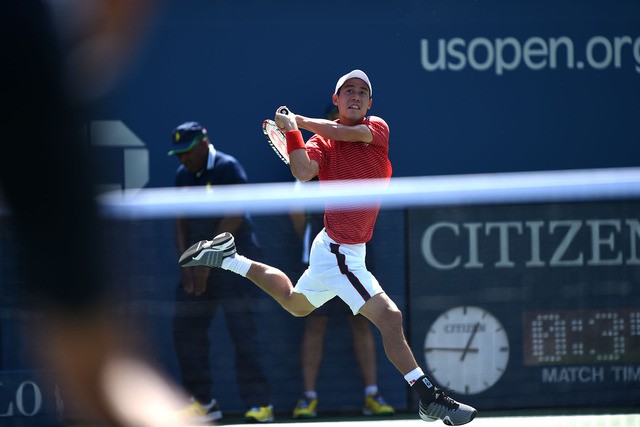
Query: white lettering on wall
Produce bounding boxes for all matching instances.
[421,218,640,269]
[420,35,640,75]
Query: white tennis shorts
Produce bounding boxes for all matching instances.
[294,229,384,315]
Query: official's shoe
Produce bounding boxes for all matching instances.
[179,232,236,267]
[418,389,476,426]
[362,392,395,416]
[244,405,274,423]
[177,398,223,424]
[293,393,318,418]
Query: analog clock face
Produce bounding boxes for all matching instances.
[423,306,509,395]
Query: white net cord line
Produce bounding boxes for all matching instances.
[98,167,640,219]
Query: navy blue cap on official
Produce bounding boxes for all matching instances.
[168,121,207,155]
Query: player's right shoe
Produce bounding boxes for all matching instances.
[292,393,318,418]
[176,398,223,424]
[179,232,236,268]
[418,389,476,426]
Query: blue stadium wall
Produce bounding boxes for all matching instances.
[98,0,640,190]
[1,1,639,424]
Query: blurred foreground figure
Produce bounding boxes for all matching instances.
[0,1,191,426]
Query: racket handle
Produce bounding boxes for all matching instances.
[279,108,289,115]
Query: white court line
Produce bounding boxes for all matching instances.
[182,413,640,427]
[255,414,640,427]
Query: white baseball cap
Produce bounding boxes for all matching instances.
[334,69,372,97]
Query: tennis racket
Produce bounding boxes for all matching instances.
[262,108,291,165]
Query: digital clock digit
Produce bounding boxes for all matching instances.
[523,309,640,365]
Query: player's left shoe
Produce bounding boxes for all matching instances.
[418,389,476,425]
[362,392,395,416]
[244,405,274,423]
[179,232,236,267]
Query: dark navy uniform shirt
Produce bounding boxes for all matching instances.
[175,147,259,253]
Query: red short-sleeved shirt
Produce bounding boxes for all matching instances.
[305,116,392,244]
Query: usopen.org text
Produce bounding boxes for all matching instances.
[420,35,640,75]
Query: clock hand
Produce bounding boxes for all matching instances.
[425,347,479,353]
[460,322,480,362]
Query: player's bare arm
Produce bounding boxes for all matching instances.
[289,150,319,182]
[295,115,373,143]
[274,107,319,182]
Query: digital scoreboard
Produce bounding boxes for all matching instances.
[523,308,640,365]
[407,201,640,409]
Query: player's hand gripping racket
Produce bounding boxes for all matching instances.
[262,108,291,165]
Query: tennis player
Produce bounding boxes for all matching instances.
[180,69,477,425]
